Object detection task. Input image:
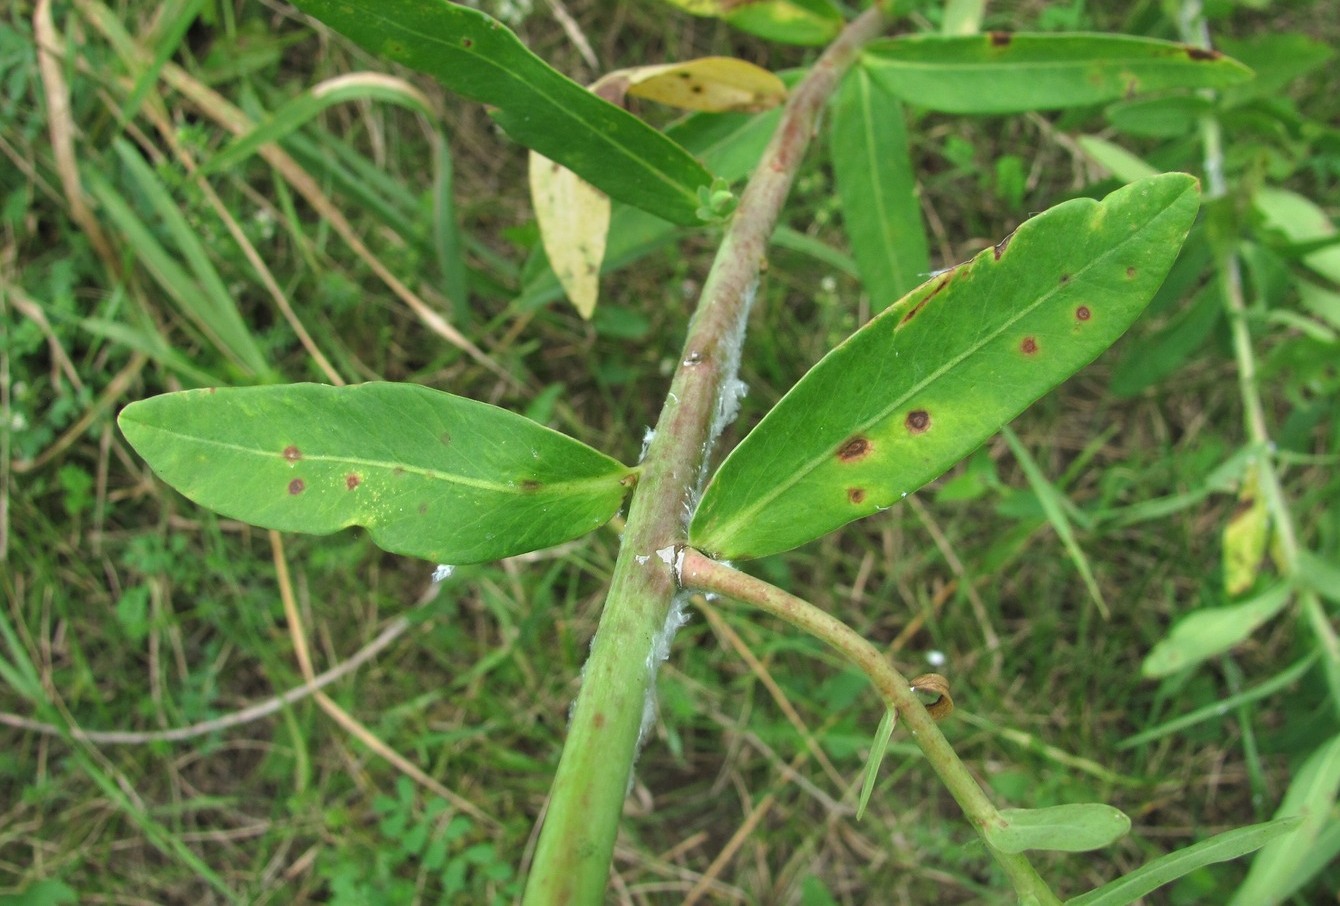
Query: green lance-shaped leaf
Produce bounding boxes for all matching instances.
[690,173,1199,560]
[986,803,1131,854]
[1067,818,1301,906]
[862,33,1252,114]
[290,0,713,225]
[119,383,634,565]
[830,65,929,309]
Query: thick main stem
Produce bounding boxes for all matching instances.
[521,9,890,903]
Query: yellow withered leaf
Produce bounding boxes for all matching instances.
[1223,463,1272,597]
[604,57,787,113]
[528,152,610,320]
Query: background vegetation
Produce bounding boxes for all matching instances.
[2,0,1337,902]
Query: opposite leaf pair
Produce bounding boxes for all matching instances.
[120,173,1200,566]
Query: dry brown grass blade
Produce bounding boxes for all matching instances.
[267,531,498,829]
[34,0,119,276]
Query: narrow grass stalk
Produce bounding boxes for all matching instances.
[679,548,1063,906]
[520,9,891,903]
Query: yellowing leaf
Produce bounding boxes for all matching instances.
[1224,463,1271,597]
[529,152,610,319]
[607,57,787,113]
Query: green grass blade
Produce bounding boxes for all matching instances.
[117,0,208,129]
[118,383,635,564]
[204,74,438,174]
[831,65,928,308]
[856,707,896,820]
[89,141,270,377]
[863,33,1253,114]
[1065,818,1302,906]
[1002,426,1109,619]
[1228,733,1340,904]
[691,174,1200,560]
[290,0,713,225]
[1119,653,1318,750]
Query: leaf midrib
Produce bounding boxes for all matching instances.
[132,423,627,496]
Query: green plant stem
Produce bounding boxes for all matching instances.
[520,9,892,903]
[678,548,1063,906]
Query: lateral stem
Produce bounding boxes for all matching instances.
[679,548,1063,906]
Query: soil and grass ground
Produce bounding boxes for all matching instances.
[2,1,1338,903]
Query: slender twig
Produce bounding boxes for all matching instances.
[679,548,1063,906]
[522,10,893,903]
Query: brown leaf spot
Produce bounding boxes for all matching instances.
[283,445,301,462]
[900,298,928,325]
[288,478,305,495]
[440,431,452,446]
[207,387,217,394]
[989,31,1012,47]
[593,712,606,729]
[1126,266,1137,279]
[346,474,361,490]
[1184,46,1220,61]
[993,233,1012,259]
[1020,336,1039,355]
[520,479,543,493]
[393,467,406,477]
[1076,305,1092,321]
[906,410,931,433]
[1060,273,1072,285]
[418,503,428,515]
[837,436,873,462]
[848,487,866,504]
[461,37,474,48]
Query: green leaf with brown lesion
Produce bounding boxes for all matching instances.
[119,383,635,565]
[689,173,1200,561]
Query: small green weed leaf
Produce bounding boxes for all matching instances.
[1229,733,1340,906]
[831,66,928,309]
[1254,186,1340,285]
[690,174,1199,560]
[119,383,634,564]
[290,0,712,225]
[1141,583,1292,678]
[856,707,896,820]
[1065,817,1301,906]
[863,33,1252,114]
[0,878,79,906]
[987,803,1130,854]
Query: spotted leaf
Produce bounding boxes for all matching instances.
[690,173,1199,560]
[119,383,634,564]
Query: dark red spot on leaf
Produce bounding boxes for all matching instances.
[1185,46,1220,61]
[288,478,305,495]
[1021,336,1039,355]
[346,474,361,490]
[837,436,872,462]
[906,410,931,433]
[900,298,928,325]
[989,31,1012,46]
[848,488,866,504]
[1076,305,1092,321]
[283,445,301,461]
[461,37,474,48]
